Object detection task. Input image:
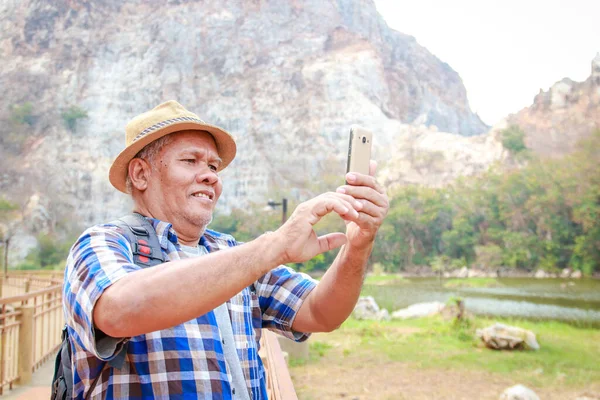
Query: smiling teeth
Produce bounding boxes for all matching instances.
[193,193,210,199]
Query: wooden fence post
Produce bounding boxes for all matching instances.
[17,305,34,385]
[24,279,31,294]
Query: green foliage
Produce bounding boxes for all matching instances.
[430,255,450,273]
[62,106,88,132]
[10,102,35,126]
[0,198,18,216]
[24,233,72,268]
[371,130,600,275]
[474,244,503,269]
[501,125,528,155]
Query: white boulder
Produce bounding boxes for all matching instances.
[571,270,583,279]
[477,323,540,351]
[352,296,390,321]
[391,301,446,320]
[499,384,540,400]
[534,270,548,279]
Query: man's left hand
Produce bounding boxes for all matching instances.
[336,160,389,249]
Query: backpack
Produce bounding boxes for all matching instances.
[51,213,165,400]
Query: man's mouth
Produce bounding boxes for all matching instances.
[191,190,214,200]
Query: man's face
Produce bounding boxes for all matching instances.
[145,130,223,231]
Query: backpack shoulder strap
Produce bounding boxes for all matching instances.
[100,212,166,369]
[110,212,165,268]
[53,213,168,397]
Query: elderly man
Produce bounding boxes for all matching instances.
[63,100,388,399]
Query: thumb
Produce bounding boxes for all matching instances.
[316,232,347,254]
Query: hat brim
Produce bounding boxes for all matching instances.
[109,121,236,193]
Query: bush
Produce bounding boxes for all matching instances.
[25,234,72,268]
[501,125,527,155]
[62,106,88,132]
[10,102,35,126]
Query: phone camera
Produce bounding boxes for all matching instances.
[362,136,366,144]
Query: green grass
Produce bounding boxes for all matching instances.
[363,274,408,285]
[444,278,502,288]
[289,341,333,367]
[294,316,600,388]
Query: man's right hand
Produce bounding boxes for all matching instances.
[271,192,362,265]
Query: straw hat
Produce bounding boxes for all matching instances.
[109,100,236,193]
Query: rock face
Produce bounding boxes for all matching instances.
[508,54,600,157]
[0,0,487,235]
[378,120,508,190]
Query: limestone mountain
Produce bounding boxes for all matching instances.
[0,0,487,251]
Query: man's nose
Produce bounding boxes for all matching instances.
[197,168,219,184]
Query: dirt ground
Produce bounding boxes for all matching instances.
[290,332,600,400]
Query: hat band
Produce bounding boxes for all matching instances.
[133,116,206,143]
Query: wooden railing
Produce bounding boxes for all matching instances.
[0,282,63,394]
[0,273,63,298]
[260,331,299,400]
[0,272,298,398]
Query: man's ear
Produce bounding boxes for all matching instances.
[128,158,152,191]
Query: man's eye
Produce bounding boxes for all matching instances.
[209,165,218,172]
[182,159,195,164]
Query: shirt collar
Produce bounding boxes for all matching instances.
[143,216,213,250]
[144,216,179,250]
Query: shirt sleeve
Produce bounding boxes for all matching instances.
[63,224,141,361]
[255,265,318,342]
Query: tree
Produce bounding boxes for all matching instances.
[0,198,21,277]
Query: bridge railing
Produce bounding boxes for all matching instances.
[0,273,63,298]
[0,272,298,398]
[260,331,299,400]
[0,283,63,395]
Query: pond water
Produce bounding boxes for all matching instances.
[361,278,600,327]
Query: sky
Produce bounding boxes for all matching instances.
[373,0,600,126]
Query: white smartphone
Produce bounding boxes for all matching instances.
[346,125,373,179]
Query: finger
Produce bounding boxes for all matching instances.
[308,197,359,225]
[351,199,384,218]
[316,232,347,253]
[344,171,385,194]
[348,212,380,231]
[352,212,383,231]
[369,160,377,177]
[336,185,388,208]
[324,191,364,211]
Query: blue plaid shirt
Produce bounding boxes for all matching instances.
[63,217,317,399]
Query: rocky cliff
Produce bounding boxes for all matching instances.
[0,0,488,244]
[507,53,600,157]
